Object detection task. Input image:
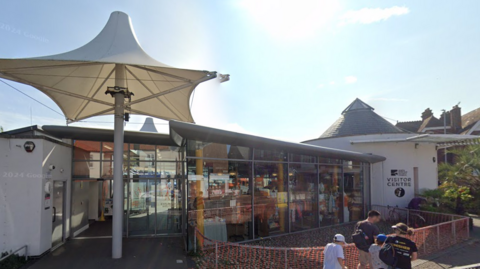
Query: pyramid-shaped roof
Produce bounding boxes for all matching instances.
[140,117,158,133]
[320,98,405,139]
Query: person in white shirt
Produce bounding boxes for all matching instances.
[323,234,347,269]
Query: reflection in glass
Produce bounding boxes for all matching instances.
[128,179,155,235]
[187,158,252,243]
[289,163,317,231]
[156,146,182,161]
[186,140,251,160]
[73,161,100,179]
[344,162,364,222]
[254,163,288,236]
[253,149,287,161]
[73,141,101,160]
[318,165,343,225]
[156,162,181,179]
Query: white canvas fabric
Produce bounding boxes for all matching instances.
[0,11,216,123]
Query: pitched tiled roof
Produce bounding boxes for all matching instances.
[417,116,443,131]
[395,121,422,133]
[459,107,480,134]
[320,98,405,139]
[462,107,480,129]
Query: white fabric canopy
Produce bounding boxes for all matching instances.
[0,11,216,123]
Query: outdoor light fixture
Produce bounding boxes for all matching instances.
[219,73,230,83]
[24,141,35,152]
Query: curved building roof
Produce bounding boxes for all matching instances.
[319,98,404,139]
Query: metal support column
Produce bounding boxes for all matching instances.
[112,64,126,259]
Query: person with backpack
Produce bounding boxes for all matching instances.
[384,223,418,269]
[353,210,381,269]
[323,234,348,269]
[369,234,388,269]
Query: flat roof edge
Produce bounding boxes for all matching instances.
[42,125,177,146]
[169,120,386,163]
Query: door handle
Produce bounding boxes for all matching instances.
[53,206,56,222]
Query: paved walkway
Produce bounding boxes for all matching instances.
[413,217,480,269]
[25,236,192,269]
[24,221,193,269]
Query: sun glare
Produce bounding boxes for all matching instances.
[239,0,341,40]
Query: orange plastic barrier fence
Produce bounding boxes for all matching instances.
[193,207,470,269]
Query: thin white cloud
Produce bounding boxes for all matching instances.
[369,98,408,102]
[339,6,409,25]
[344,76,357,84]
[329,81,335,85]
[318,84,325,88]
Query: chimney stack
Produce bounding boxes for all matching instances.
[450,105,462,133]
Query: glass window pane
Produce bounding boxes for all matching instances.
[289,153,316,163]
[253,149,287,161]
[129,161,155,178]
[73,140,101,160]
[73,161,100,179]
[318,158,342,165]
[156,162,181,178]
[186,140,251,160]
[254,163,288,236]
[101,142,129,161]
[101,160,129,178]
[288,163,317,231]
[129,144,156,162]
[344,165,364,222]
[318,165,343,226]
[187,159,253,243]
[156,146,182,161]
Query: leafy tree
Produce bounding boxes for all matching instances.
[438,143,480,214]
[0,126,3,133]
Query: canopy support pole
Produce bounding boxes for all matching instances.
[112,64,126,259]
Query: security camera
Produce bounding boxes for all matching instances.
[49,165,56,170]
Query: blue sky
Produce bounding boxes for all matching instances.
[1,0,480,142]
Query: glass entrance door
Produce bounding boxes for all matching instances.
[128,179,155,235]
[127,178,182,236]
[155,178,182,234]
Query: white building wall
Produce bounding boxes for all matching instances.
[306,134,439,208]
[0,138,71,256]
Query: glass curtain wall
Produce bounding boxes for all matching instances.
[72,141,184,236]
[288,155,317,231]
[73,139,371,242]
[186,142,370,248]
[186,141,253,243]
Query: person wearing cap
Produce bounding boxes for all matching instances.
[368,234,388,269]
[386,223,418,269]
[323,234,347,269]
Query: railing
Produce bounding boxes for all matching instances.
[0,245,28,263]
[192,205,470,269]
